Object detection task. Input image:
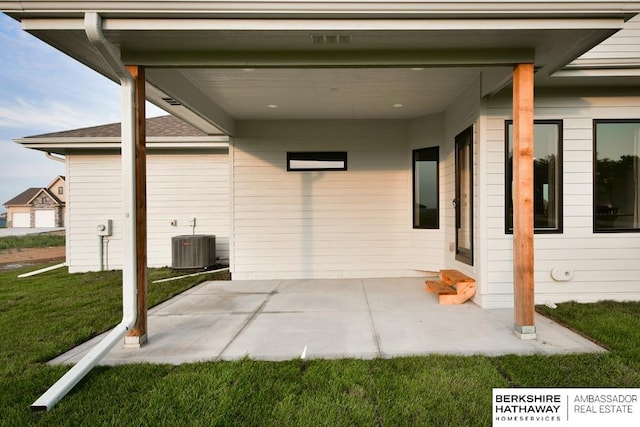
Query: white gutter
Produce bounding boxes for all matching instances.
[102,17,629,31]
[16,136,229,154]
[20,16,629,32]
[44,152,65,163]
[31,12,139,412]
[5,1,640,19]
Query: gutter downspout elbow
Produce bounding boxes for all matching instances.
[31,12,138,412]
[44,152,65,163]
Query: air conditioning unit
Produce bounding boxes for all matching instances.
[171,235,216,269]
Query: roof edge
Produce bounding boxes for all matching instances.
[14,136,230,155]
[26,188,63,206]
[3,1,640,20]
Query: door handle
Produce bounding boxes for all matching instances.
[452,199,458,208]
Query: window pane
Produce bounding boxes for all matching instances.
[286,152,347,171]
[413,147,439,229]
[506,121,562,233]
[594,121,640,232]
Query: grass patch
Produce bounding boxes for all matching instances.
[492,353,640,388]
[1,268,639,425]
[537,301,640,352]
[538,300,640,371]
[0,233,65,251]
[0,264,227,367]
[28,358,508,426]
[0,263,228,424]
[372,356,506,426]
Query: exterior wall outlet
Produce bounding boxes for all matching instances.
[449,242,455,252]
[551,267,574,282]
[170,220,177,226]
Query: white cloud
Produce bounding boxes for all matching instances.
[1,140,63,178]
[0,13,167,210]
[0,97,119,132]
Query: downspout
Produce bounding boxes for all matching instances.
[31,12,138,412]
[99,235,104,271]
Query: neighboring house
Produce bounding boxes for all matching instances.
[5,2,640,313]
[3,176,66,228]
[16,115,229,272]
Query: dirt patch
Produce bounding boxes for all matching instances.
[0,247,66,271]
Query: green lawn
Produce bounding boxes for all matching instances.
[1,264,639,426]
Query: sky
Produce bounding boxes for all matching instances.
[0,13,164,212]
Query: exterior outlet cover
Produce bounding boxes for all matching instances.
[551,267,574,282]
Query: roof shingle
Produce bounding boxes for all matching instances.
[4,188,40,206]
[25,115,207,138]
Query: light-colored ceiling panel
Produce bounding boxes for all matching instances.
[177,67,486,119]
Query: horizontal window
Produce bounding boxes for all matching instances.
[287,152,347,171]
[594,120,640,232]
[505,120,563,233]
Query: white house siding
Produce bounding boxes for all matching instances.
[573,15,640,66]
[66,152,229,273]
[66,155,123,272]
[480,94,640,308]
[231,119,418,280]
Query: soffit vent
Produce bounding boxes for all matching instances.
[311,34,352,45]
[162,96,182,106]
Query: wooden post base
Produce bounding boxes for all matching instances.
[514,324,536,340]
[124,334,148,348]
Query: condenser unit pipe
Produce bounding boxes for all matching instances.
[31,12,139,412]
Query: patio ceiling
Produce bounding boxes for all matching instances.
[151,67,498,120]
[8,8,635,135]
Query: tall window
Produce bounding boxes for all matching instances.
[505,120,563,233]
[413,147,439,229]
[594,120,640,232]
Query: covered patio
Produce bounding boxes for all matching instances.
[8,1,637,410]
[51,277,603,366]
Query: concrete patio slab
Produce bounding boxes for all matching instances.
[50,277,605,366]
[264,289,370,313]
[221,311,379,360]
[154,293,268,315]
[181,279,282,295]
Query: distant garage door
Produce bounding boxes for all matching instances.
[35,210,55,228]
[12,213,30,228]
